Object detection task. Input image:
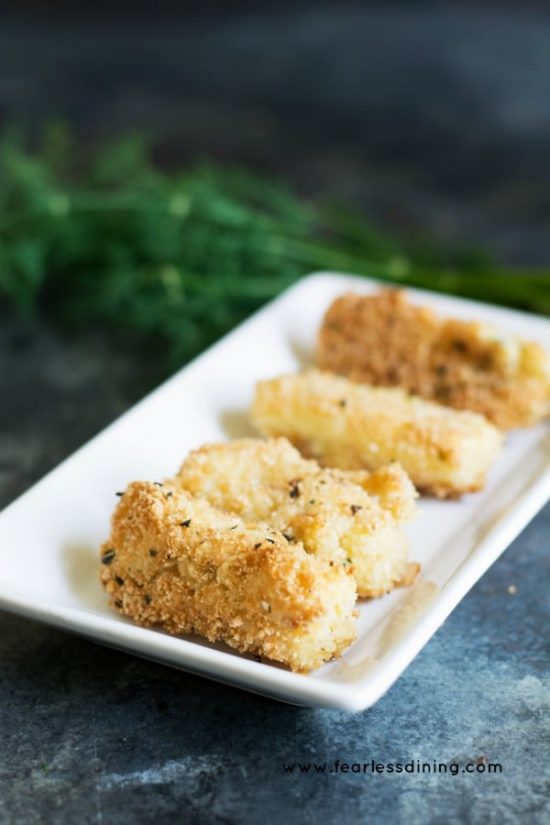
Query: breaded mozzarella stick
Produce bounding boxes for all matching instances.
[100,481,356,672]
[251,370,502,498]
[318,289,550,430]
[175,437,418,598]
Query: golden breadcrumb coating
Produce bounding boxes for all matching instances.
[174,437,418,598]
[318,289,550,430]
[100,481,356,672]
[251,370,502,498]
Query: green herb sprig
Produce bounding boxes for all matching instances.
[1,123,548,368]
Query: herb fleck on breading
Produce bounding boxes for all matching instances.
[289,480,301,499]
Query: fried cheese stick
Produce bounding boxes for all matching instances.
[251,370,502,498]
[174,437,419,598]
[318,289,550,430]
[100,481,356,672]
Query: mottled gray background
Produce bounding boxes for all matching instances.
[0,3,549,824]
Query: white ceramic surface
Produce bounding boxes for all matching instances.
[1,272,549,711]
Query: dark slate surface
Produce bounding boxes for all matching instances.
[2,5,550,264]
[1,5,549,824]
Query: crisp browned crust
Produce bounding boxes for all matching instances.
[317,289,550,430]
[173,437,418,598]
[100,481,357,672]
[251,370,503,498]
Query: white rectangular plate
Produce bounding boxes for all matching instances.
[1,273,549,712]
